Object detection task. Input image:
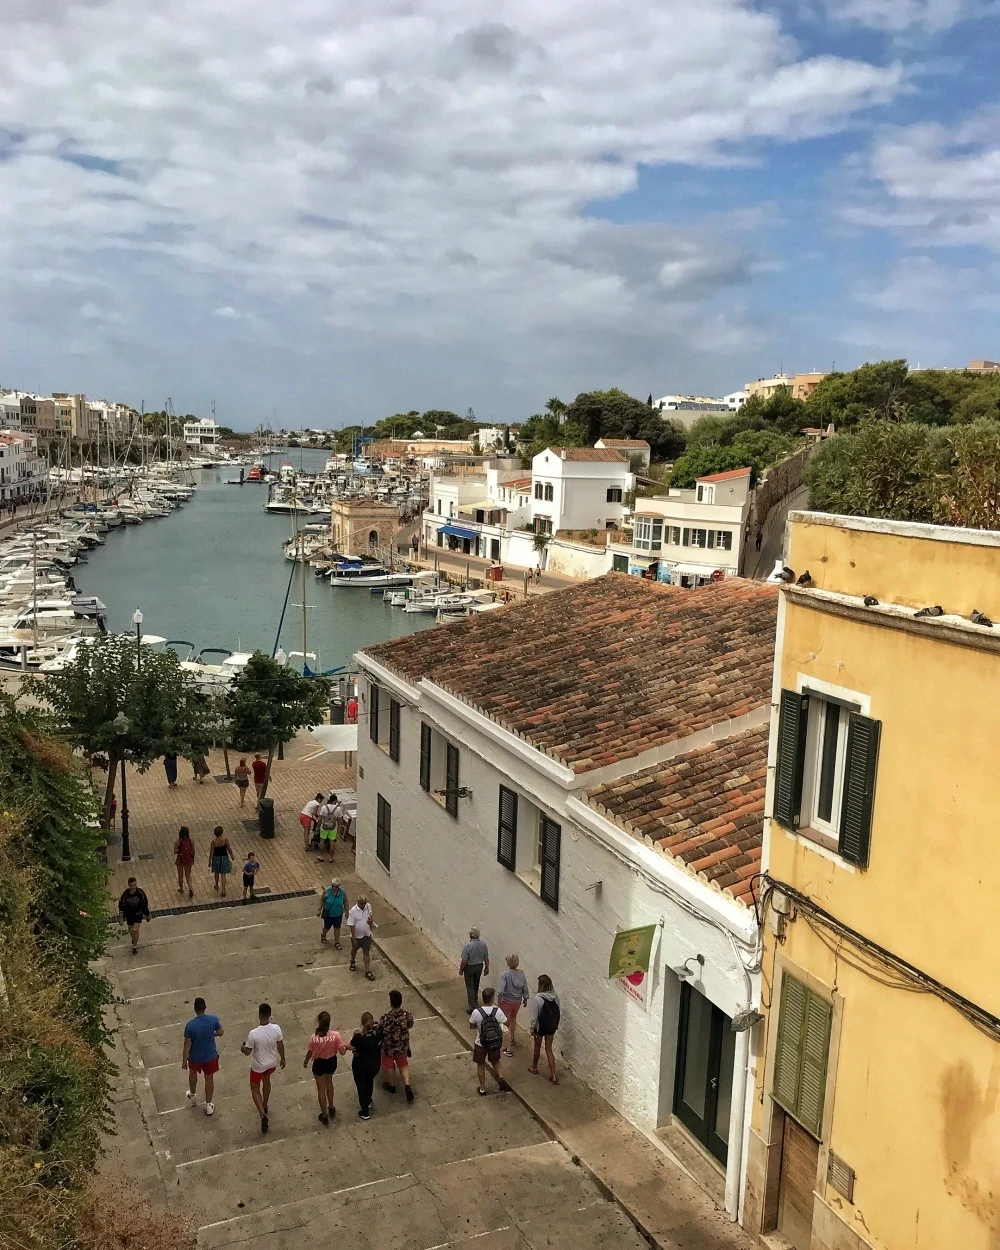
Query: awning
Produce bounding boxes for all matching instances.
[309,724,359,754]
[670,561,724,577]
[438,524,479,541]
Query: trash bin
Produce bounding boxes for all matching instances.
[330,697,345,725]
[258,797,275,839]
[489,564,504,582]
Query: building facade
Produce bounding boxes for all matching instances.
[791,373,826,401]
[0,433,46,502]
[745,375,794,400]
[530,446,632,537]
[355,577,778,1220]
[183,418,220,448]
[609,467,751,586]
[743,512,1000,1250]
[329,498,399,556]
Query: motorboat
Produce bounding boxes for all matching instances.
[180,648,254,696]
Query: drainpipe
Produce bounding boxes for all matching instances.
[724,1026,751,1221]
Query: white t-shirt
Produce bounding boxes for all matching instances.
[469,1005,507,1048]
[245,1021,283,1073]
[348,903,372,937]
[301,799,322,820]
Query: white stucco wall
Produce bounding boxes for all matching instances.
[354,664,756,1146]
[544,538,613,579]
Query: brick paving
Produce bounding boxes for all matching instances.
[104,729,356,914]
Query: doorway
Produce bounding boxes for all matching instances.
[490,538,501,561]
[673,983,736,1165]
[777,1115,820,1250]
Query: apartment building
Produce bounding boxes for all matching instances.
[610,467,752,586]
[530,446,632,537]
[0,433,46,502]
[744,512,1000,1250]
[183,418,219,448]
[0,390,24,431]
[355,576,778,1219]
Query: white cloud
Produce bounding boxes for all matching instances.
[823,0,981,31]
[851,112,1000,250]
[0,0,904,415]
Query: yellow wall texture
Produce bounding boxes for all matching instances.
[755,514,1000,1249]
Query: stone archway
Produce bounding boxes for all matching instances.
[369,529,379,549]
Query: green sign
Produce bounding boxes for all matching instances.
[608,924,657,982]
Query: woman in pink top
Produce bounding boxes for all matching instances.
[302,1010,346,1124]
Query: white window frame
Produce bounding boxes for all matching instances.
[793,675,871,846]
[696,484,715,503]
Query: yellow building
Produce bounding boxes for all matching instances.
[743,511,1000,1250]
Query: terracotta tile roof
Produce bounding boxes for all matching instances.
[697,467,752,483]
[505,476,532,487]
[585,725,767,904]
[362,575,777,774]
[544,446,628,463]
[597,439,651,450]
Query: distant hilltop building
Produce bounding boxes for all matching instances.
[655,393,746,427]
[968,359,1000,372]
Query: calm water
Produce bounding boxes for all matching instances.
[81,448,432,671]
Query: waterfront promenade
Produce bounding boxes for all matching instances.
[102,730,753,1250]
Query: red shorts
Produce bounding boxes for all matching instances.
[299,813,313,829]
[250,1066,275,1084]
[188,1058,219,1075]
[380,1053,407,1072]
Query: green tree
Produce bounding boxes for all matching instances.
[225,652,331,801]
[806,360,914,429]
[935,420,1000,529]
[562,388,686,459]
[668,445,755,489]
[805,420,942,521]
[27,636,212,829]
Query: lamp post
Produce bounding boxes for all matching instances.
[133,608,143,671]
[114,711,131,862]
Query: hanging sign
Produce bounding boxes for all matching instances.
[608,924,657,1006]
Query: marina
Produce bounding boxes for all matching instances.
[0,447,436,673]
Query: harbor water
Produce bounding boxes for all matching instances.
[80,448,433,671]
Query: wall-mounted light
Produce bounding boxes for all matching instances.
[672,953,705,979]
[731,1006,764,1032]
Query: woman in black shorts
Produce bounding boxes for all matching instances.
[302,1011,346,1124]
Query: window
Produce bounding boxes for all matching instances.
[369,681,380,744]
[606,486,623,503]
[689,528,709,548]
[376,795,391,871]
[388,698,401,763]
[534,482,543,499]
[534,517,552,536]
[696,483,715,504]
[497,785,518,869]
[538,816,561,910]
[633,516,662,552]
[772,972,832,1139]
[437,499,442,514]
[772,689,881,867]
[445,742,460,818]
[544,483,554,502]
[717,530,733,551]
[419,722,431,791]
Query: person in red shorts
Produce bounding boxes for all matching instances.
[241,1003,285,1134]
[251,754,268,807]
[378,989,415,1103]
[182,997,224,1116]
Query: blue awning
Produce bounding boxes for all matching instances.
[439,524,479,541]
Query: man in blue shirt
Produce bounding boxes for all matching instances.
[318,877,348,949]
[182,997,224,1115]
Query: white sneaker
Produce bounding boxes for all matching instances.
[186,1090,197,1105]
[204,1102,215,1116]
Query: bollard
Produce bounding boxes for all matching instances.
[258,797,276,839]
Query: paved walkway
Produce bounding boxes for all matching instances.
[103,746,753,1250]
[103,732,355,913]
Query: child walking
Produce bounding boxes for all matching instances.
[242,851,260,901]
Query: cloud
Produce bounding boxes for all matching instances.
[0,0,905,415]
[850,111,1000,250]
[821,0,983,31]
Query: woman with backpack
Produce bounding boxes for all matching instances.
[528,974,560,1084]
[469,987,512,1096]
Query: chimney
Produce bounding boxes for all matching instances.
[561,448,567,460]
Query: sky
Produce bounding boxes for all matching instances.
[1,0,999,428]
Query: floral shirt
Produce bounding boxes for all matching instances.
[378,1007,413,1058]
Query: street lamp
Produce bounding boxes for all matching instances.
[133,608,143,672]
[113,711,131,862]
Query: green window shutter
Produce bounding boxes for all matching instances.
[369,681,380,744]
[419,723,431,792]
[539,816,561,910]
[376,794,391,871]
[445,742,460,818]
[798,994,833,1138]
[838,714,880,868]
[772,972,832,1140]
[497,786,518,870]
[772,973,807,1114]
[773,690,809,829]
[388,699,401,763]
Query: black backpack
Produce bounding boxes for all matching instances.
[478,1007,503,1052]
[537,995,560,1035]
